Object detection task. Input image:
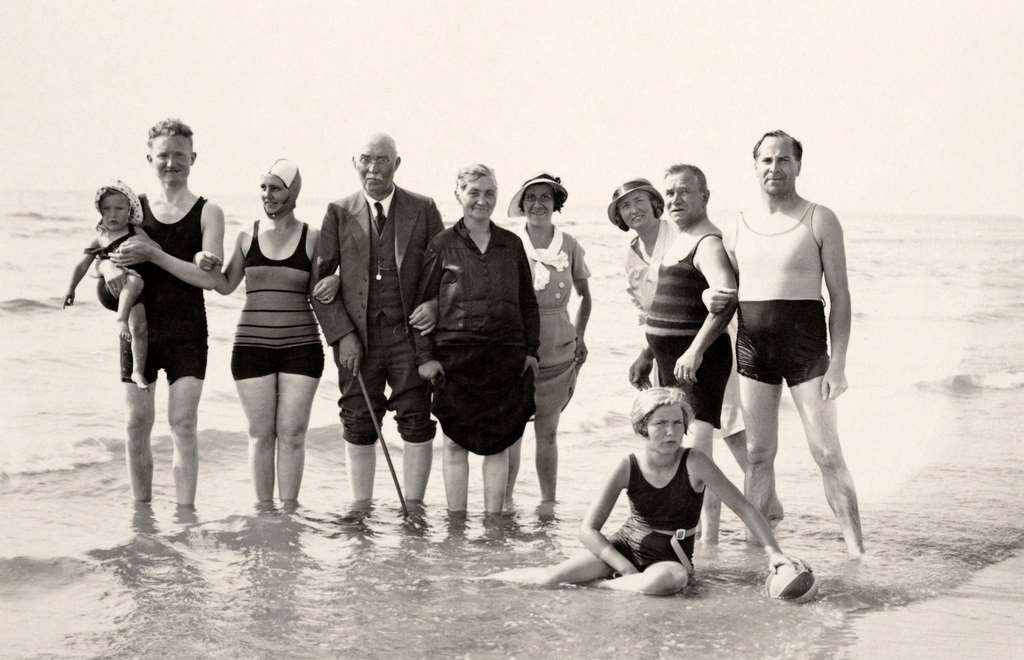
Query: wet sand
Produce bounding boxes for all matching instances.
[841,553,1024,659]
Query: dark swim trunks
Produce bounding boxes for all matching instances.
[736,300,829,386]
[121,340,208,386]
[609,517,696,572]
[231,344,324,381]
[647,332,732,429]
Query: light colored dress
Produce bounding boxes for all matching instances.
[624,219,678,327]
[518,226,590,417]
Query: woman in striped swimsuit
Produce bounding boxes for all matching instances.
[213,160,323,507]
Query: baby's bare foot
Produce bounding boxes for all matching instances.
[131,371,149,390]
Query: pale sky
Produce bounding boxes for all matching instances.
[2,1,1021,216]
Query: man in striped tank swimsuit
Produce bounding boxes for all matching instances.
[718,130,864,557]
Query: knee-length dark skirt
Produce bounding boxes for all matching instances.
[432,344,536,455]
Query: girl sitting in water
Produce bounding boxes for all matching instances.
[63,181,150,389]
[491,387,802,595]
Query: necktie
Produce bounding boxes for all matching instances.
[374,202,386,236]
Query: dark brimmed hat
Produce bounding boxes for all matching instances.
[607,178,664,231]
[507,173,568,217]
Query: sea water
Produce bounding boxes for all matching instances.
[1,188,1022,658]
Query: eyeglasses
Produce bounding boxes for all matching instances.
[358,155,392,167]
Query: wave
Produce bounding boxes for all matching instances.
[7,211,84,223]
[0,436,118,479]
[965,305,1024,322]
[918,370,1024,394]
[0,555,95,588]
[0,298,60,313]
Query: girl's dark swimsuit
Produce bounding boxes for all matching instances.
[86,226,148,381]
[609,449,704,571]
[86,226,136,260]
[89,225,149,312]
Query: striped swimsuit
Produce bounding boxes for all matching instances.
[645,234,732,428]
[230,222,323,380]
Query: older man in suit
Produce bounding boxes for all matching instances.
[311,133,444,507]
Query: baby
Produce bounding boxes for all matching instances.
[64,181,150,389]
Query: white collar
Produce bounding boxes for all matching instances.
[518,224,569,290]
[643,220,678,282]
[363,187,396,218]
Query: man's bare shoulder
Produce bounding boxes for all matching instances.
[809,202,843,242]
[719,212,742,249]
[200,199,225,223]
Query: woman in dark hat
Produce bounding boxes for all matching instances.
[414,164,540,515]
[504,173,592,511]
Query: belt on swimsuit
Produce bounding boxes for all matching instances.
[654,526,697,575]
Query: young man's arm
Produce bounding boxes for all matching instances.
[110,202,225,290]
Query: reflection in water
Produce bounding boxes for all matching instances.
[172,503,199,526]
[87,503,214,657]
[535,500,558,522]
[131,501,158,536]
[219,510,316,646]
[26,461,1024,658]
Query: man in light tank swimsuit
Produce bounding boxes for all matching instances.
[715,130,864,557]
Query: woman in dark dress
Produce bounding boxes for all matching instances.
[415,164,540,515]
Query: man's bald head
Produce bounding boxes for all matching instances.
[353,132,402,200]
[356,132,399,161]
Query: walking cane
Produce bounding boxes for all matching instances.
[355,371,409,518]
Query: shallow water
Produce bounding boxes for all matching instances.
[840,553,1024,659]
[2,189,1023,657]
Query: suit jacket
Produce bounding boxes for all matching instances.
[311,186,445,347]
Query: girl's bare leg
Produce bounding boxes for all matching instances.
[490,550,613,585]
[117,274,148,390]
[598,561,690,595]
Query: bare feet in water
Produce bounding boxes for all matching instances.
[131,371,149,390]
